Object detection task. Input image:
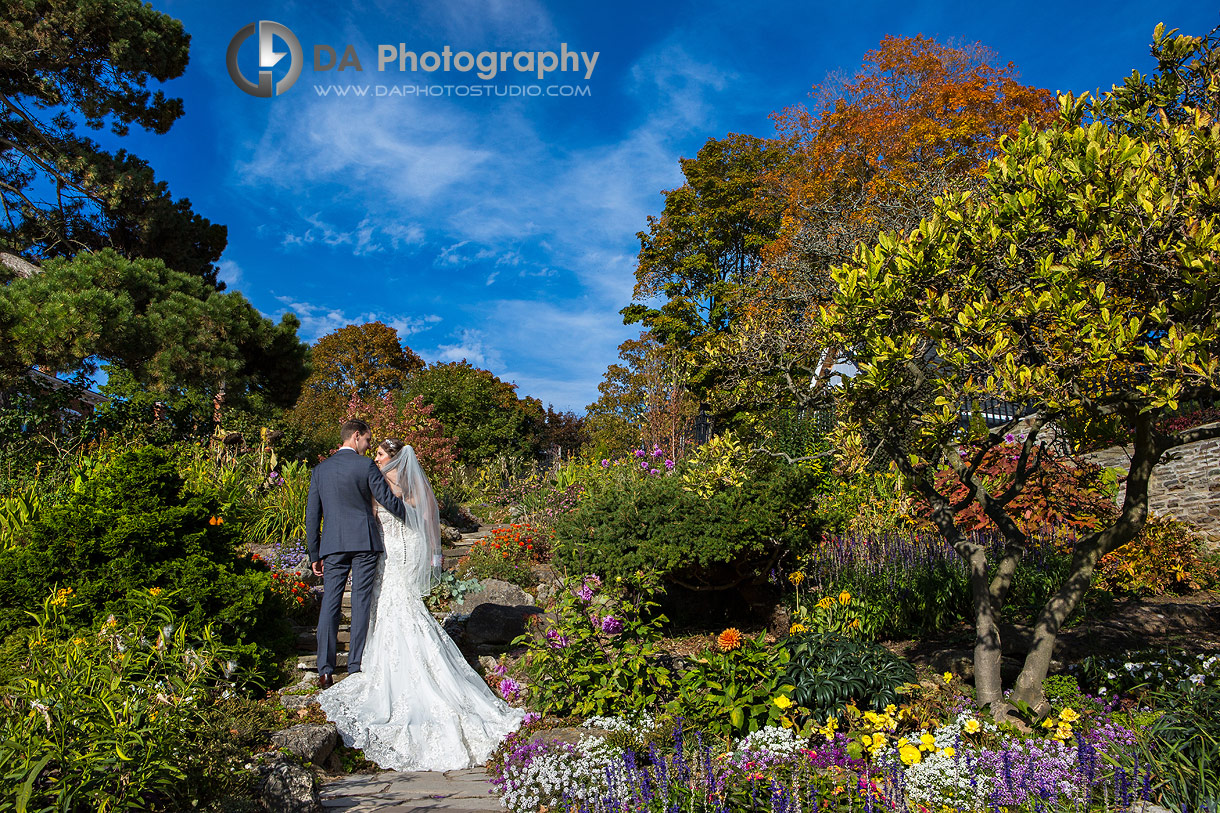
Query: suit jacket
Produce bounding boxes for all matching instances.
[305,448,409,562]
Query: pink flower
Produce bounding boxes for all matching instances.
[664,459,675,470]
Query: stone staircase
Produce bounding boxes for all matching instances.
[295,527,504,674]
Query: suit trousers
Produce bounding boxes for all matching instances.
[316,550,381,676]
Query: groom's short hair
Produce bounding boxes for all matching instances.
[339,419,370,444]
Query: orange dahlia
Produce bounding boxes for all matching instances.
[717,628,743,651]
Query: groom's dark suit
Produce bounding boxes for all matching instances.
[306,447,408,678]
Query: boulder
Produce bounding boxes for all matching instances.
[454,578,534,615]
[271,723,338,766]
[464,603,541,649]
[258,754,321,812]
[527,726,613,748]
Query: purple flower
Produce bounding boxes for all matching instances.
[522,711,541,725]
[544,629,571,648]
[600,615,624,635]
[634,449,646,458]
[649,468,659,475]
[497,676,524,702]
[652,447,664,458]
[584,575,601,588]
[664,459,675,470]
[1004,433,1017,443]
[639,461,649,470]
[491,662,508,676]
[600,458,610,468]
[573,583,594,601]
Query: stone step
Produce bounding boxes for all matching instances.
[296,627,349,652]
[298,652,348,671]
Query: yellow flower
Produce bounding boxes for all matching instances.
[861,734,874,747]
[919,733,936,751]
[941,747,956,758]
[1054,722,1073,740]
[817,597,834,610]
[789,623,808,634]
[1041,718,1055,729]
[788,571,805,586]
[773,696,794,710]
[885,704,897,715]
[716,628,743,651]
[943,671,954,683]
[963,719,981,734]
[149,587,163,597]
[1058,707,1080,723]
[838,590,852,605]
[899,744,922,766]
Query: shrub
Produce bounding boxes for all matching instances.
[781,631,915,721]
[247,459,311,548]
[0,588,241,811]
[455,525,543,589]
[0,445,291,685]
[1137,680,1220,813]
[666,630,791,739]
[1094,515,1218,595]
[513,573,669,717]
[552,457,822,590]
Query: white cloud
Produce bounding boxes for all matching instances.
[282,213,426,256]
[217,259,243,289]
[433,328,505,370]
[274,295,442,342]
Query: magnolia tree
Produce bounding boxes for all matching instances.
[821,26,1220,712]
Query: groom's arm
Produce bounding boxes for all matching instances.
[305,470,323,566]
[367,461,408,522]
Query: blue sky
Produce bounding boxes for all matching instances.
[117,1,1218,413]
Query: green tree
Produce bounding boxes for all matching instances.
[821,25,1220,712]
[621,134,786,351]
[0,249,308,406]
[405,361,543,466]
[0,0,226,283]
[288,322,424,445]
[584,333,696,458]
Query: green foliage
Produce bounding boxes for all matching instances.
[0,445,290,685]
[781,631,915,721]
[514,573,670,717]
[0,250,309,406]
[1137,679,1220,813]
[553,457,821,590]
[666,631,792,739]
[0,0,227,278]
[425,572,482,613]
[0,588,240,811]
[405,361,545,466]
[248,460,311,548]
[0,482,41,552]
[1075,648,1219,699]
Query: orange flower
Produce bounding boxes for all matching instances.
[717,628,743,651]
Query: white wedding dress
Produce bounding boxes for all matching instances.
[317,505,524,770]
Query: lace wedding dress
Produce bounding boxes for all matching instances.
[318,505,524,770]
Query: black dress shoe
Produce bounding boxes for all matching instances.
[317,673,334,689]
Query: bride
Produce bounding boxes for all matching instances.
[317,438,524,770]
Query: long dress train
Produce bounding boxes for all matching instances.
[317,506,524,770]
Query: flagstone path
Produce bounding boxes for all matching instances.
[294,524,511,812]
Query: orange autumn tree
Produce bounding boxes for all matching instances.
[765,34,1057,276]
[702,36,1058,421]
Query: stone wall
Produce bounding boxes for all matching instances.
[1084,423,1220,547]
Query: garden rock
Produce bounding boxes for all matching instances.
[464,603,541,649]
[528,726,613,748]
[440,522,463,544]
[272,723,339,765]
[455,578,534,615]
[258,753,322,812]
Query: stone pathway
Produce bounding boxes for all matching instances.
[297,523,511,812]
[321,769,502,812]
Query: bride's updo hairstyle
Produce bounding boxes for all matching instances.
[378,438,405,457]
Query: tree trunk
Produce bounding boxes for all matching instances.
[1008,416,1161,710]
[969,546,1005,706]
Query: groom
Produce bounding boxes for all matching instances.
[306,419,408,689]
